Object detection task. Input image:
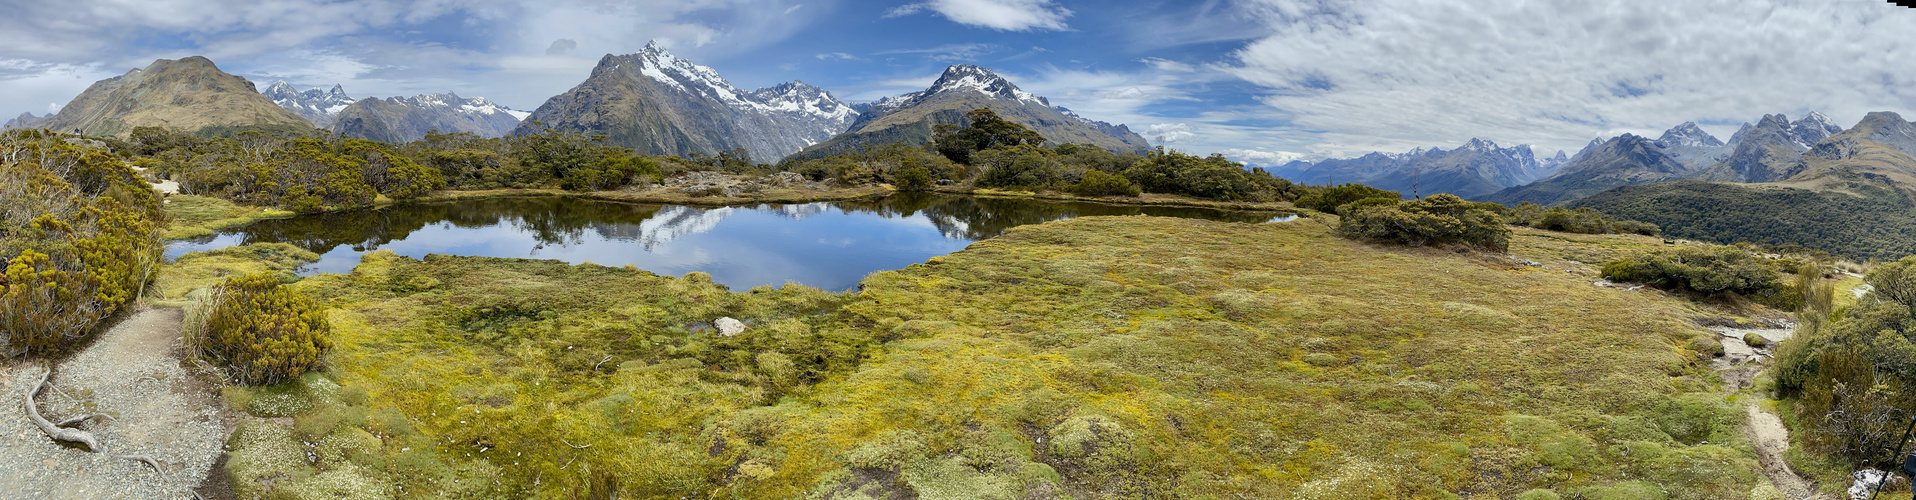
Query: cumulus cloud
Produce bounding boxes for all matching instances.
[886,0,1072,31]
[1224,0,1916,157]
[1219,148,1306,166]
[1145,123,1196,144]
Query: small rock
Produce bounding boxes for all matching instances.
[715,317,745,336]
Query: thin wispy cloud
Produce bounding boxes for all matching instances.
[886,0,1072,31]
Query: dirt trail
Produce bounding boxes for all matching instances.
[0,306,234,499]
[1709,324,1835,500]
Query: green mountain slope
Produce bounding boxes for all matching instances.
[1570,181,1916,261]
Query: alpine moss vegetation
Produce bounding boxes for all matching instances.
[196,215,1777,498]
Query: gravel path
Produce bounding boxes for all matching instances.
[0,307,230,499]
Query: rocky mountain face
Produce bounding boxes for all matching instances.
[513,41,858,163]
[1270,138,1565,200]
[331,93,529,144]
[1486,111,1881,205]
[1695,113,1842,183]
[1485,133,1694,206]
[3,112,51,129]
[34,56,311,137]
[788,64,1151,161]
[262,81,357,128]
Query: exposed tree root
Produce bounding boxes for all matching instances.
[55,412,111,428]
[120,454,166,478]
[23,364,105,452]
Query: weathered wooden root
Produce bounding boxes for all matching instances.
[55,412,111,428]
[120,454,166,478]
[23,364,104,452]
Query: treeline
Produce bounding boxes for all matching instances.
[1,130,166,356]
[1570,180,1916,262]
[1288,183,1661,252]
[783,108,1311,202]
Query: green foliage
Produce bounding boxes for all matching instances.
[1503,202,1660,236]
[1570,180,1916,261]
[1293,183,1401,212]
[931,108,1046,165]
[893,166,933,192]
[1121,147,1305,201]
[1336,194,1512,252]
[1600,246,1787,298]
[1069,169,1140,197]
[1774,255,1916,467]
[203,273,334,384]
[0,130,164,357]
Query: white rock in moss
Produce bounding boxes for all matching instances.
[716,317,745,336]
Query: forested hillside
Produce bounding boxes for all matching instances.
[1569,181,1916,261]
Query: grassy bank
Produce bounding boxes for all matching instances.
[181,216,1774,498]
[934,185,1300,212]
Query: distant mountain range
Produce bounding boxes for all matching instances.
[330,93,529,143]
[19,56,310,137]
[1270,138,1565,199]
[1485,111,1910,205]
[13,49,1151,165]
[512,41,860,163]
[788,64,1151,161]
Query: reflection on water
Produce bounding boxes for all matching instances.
[168,194,1285,291]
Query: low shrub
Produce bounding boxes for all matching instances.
[1069,170,1140,197]
[1336,194,1511,252]
[894,166,933,192]
[201,273,334,384]
[1600,246,1785,298]
[1294,183,1400,212]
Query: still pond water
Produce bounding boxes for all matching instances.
[167,194,1288,291]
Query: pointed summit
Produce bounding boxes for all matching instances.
[925,64,1045,106]
[38,55,308,136]
[1655,122,1723,149]
[1789,111,1842,147]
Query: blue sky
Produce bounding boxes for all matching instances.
[3,0,1916,164]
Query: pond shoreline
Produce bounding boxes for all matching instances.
[163,186,1297,242]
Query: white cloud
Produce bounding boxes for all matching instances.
[816,52,861,61]
[1139,57,1194,72]
[886,0,1072,31]
[1224,0,1916,157]
[1219,148,1305,166]
[785,4,803,14]
[1145,123,1196,144]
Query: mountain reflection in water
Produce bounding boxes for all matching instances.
[167,194,1284,291]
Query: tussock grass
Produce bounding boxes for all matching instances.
[161,194,291,240]
[204,216,1770,498]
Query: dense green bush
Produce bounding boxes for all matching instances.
[931,108,1046,165]
[1293,183,1401,212]
[1336,194,1511,252]
[894,166,933,192]
[202,273,333,385]
[1069,170,1140,197]
[1121,148,1304,201]
[1600,246,1786,297]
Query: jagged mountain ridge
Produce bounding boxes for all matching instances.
[331,92,529,143]
[263,81,357,128]
[512,41,857,163]
[3,112,51,130]
[1269,138,1565,199]
[33,56,311,137]
[786,64,1151,161]
[1484,133,1695,206]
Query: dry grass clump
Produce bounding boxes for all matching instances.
[204,215,1773,498]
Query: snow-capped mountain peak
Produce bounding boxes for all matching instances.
[1790,111,1842,147]
[623,40,853,124]
[260,81,357,127]
[927,65,1046,106]
[1655,122,1724,149]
